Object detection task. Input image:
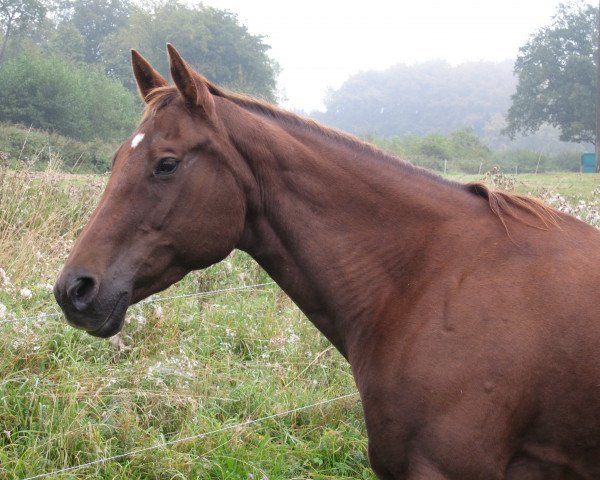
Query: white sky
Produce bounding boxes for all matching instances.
[199,1,595,112]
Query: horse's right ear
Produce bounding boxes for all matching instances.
[131,49,168,103]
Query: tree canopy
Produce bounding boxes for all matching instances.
[60,0,132,64]
[0,0,46,63]
[101,1,279,101]
[313,60,516,139]
[0,0,280,142]
[0,47,139,141]
[505,2,598,144]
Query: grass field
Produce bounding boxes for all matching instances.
[451,171,600,201]
[1,163,599,479]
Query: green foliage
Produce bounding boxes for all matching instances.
[491,149,581,173]
[0,0,280,163]
[315,60,516,138]
[101,1,279,101]
[0,122,116,172]
[366,129,582,173]
[58,0,132,63]
[366,129,492,172]
[0,47,140,142]
[505,2,598,144]
[0,0,47,64]
[43,23,86,62]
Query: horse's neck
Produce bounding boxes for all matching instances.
[232,112,464,358]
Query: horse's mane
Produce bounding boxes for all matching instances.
[143,82,429,175]
[143,81,561,232]
[466,182,560,231]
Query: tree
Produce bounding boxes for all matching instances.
[0,47,140,141]
[101,1,279,101]
[56,0,131,64]
[505,2,598,144]
[44,22,86,62]
[314,60,516,138]
[0,0,46,64]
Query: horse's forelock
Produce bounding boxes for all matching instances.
[142,86,180,120]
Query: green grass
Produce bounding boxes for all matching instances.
[0,161,370,479]
[1,163,599,479]
[449,171,600,201]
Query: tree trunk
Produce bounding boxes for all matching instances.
[0,14,14,66]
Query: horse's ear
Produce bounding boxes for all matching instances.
[167,43,215,118]
[131,49,168,103]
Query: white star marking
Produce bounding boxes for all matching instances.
[131,133,145,149]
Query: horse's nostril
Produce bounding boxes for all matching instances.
[67,276,98,311]
[74,278,92,297]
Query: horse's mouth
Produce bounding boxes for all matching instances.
[87,293,130,338]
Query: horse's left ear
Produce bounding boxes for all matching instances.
[131,49,168,103]
[167,43,215,118]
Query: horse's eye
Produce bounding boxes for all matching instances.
[154,157,179,176]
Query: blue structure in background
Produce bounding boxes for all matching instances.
[581,153,597,173]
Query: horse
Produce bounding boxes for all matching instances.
[54,45,600,479]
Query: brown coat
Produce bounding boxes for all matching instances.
[54,46,600,479]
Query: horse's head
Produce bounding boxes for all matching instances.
[54,45,250,337]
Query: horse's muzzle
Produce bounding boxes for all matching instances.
[54,267,131,338]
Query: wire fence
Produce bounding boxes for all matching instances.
[0,282,276,327]
[21,391,360,480]
[2,280,360,479]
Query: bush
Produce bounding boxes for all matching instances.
[0,123,116,172]
[0,47,141,142]
[366,129,492,173]
[365,130,583,174]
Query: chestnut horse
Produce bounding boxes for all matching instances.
[54,45,600,479]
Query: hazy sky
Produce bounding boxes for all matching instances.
[199,1,595,112]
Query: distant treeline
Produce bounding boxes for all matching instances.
[313,60,586,153]
[0,0,587,173]
[0,122,581,174]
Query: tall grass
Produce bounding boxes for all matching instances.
[0,160,370,479]
[2,159,599,479]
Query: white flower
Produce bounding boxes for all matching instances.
[0,268,12,287]
[20,288,32,300]
[0,303,6,318]
[288,333,300,344]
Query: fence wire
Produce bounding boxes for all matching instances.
[0,282,276,327]
[3,280,359,480]
[21,392,360,480]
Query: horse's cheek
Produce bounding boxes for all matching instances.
[177,182,245,267]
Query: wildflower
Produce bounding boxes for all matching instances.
[20,288,32,300]
[0,268,13,288]
[288,333,300,344]
[109,333,126,351]
[0,303,6,318]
